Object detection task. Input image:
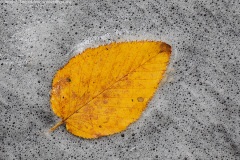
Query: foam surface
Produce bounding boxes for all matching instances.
[1,0,240,159]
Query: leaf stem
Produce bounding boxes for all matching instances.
[49,120,64,132]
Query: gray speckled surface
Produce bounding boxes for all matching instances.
[1,0,240,159]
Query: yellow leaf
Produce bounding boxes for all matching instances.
[50,41,171,139]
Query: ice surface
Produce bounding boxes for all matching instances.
[1,0,240,159]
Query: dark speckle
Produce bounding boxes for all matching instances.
[66,77,71,82]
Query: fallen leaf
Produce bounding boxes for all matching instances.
[50,41,171,139]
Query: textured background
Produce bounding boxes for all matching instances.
[1,0,240,159]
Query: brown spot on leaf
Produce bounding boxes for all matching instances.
[137,97,144,102]
[103,99,108,104]
[66,77,71,82]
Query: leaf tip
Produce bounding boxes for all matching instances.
[159,42,172,53]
